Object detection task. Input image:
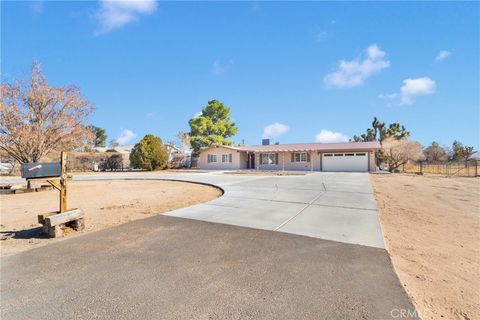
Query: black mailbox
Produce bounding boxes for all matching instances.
[21,162,62,179]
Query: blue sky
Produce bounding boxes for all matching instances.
[2,1,479,148]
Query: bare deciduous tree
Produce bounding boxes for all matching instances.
[177,131,191,149]
[382,138,424,172]
[423,141,448,162]
[0,62,94,163]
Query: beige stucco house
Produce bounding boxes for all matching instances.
[198,141,381,172]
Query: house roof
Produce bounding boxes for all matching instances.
[205,141,381,153]
[164,143,192,155]
[94,145,134,153]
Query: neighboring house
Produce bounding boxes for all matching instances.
[94,145,134,169]
[198,140,381,172]
[165,143,192,168]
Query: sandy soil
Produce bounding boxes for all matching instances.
[0,180,221,257]
[371,174,479,320]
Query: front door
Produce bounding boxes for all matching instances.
[248,153,255,169]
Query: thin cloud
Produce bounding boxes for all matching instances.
[324,44,390,88]
[314,30,328,42]
[116,129,136,144]
[435,50,452,62]
[211,59,233,75]
[315,130,349,143]
[400,77,436,105]
[377,93,398,100]
[314,19,336,42]
[378,77,436,106]
[262,123,289,139]
[29,1,45,14]
[94,0,157,36]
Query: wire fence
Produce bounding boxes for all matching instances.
[400,160,479,177]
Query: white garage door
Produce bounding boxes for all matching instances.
[322,152,369,172]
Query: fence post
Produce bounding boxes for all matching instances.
[420,161,423,175]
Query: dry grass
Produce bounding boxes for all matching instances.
[371,174,479,320]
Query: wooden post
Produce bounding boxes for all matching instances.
[44,152,68,213]
[60,152,67,212]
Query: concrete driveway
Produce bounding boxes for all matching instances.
[1,171,385,248]
[165,172,385,248]
[0,172,416,319]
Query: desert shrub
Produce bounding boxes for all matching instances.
[130,135,168,171]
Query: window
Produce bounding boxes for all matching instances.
[324,154,333,157]
[355,153,366,156]
[334,153,344,157]
[294,152,307,162]
[222,154,232,163]
[345,153,355,156]
[207,154,217,163]
[261,153,277,165]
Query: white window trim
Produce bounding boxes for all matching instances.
[261,153,276,165]
[294,152,307,162]
[221,154,232,163]
[208,154,217,163]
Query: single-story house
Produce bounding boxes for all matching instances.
[198,140,381,172]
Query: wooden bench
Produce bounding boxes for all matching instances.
[38,209,85,238]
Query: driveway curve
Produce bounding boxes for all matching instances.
[72,171,385,248]
[0,172,417,320]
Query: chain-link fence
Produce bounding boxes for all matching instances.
[400,160,479,177]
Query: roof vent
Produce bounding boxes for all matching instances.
[262,139,270,145]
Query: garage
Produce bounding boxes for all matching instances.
[322,152,369,172]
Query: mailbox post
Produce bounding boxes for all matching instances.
[22,152,68,212]
[45,152,68,212]
[21,152,84,237]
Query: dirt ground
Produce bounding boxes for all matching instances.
[0,180,221,257]
[371,174,479,320]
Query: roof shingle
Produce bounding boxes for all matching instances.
[206,141,381,152]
